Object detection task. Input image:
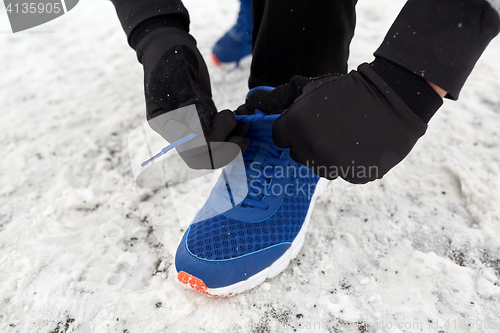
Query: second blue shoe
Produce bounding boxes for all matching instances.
[212,0,253,66]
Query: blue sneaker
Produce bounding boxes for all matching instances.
[175,98,326,296]
[212,0,253,66]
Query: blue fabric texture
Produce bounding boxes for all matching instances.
[176,232,290,289]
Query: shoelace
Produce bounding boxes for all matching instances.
[141,133,198,167]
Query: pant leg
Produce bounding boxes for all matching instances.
[250,0,357,88]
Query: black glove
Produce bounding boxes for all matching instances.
[246,64,431,184]
[135,27,248,169]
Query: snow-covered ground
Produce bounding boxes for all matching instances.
[1,0,500,332]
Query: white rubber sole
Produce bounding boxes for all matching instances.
[177,178,328,297]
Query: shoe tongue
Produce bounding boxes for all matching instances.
[242,116,282,193]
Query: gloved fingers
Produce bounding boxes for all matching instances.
[271,112,292,148]
[235,104,254,116]
[289,147,339,181]
[204,110,238,142]
[289,148,307,169]
[245,87,291,114]
[245,75,316,114]
[181,109,247,161]
[226,135,249,153]
[204,140,244,169]
[148,105,241,158]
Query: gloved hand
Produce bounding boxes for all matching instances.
[246,64,429,184]
[136,27,248,169]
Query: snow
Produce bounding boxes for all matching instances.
[1,0,500,332]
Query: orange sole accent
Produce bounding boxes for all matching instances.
[211,53,222,67]
[177,271,233,297]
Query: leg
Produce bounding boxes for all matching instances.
[250,0,357,88]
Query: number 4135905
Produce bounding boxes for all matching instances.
[6,2,62,14]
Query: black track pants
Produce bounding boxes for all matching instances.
[249,0,357,88]
[111,0,357,88]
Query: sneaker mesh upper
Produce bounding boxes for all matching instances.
[186,175,318,260]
